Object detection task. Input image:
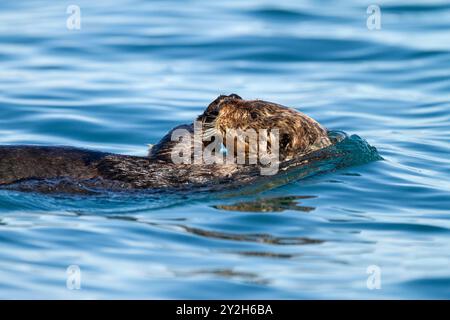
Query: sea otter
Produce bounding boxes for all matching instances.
[0,94,334,194]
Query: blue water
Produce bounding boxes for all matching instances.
[1,0,450,299]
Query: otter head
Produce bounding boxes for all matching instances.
[197,94,331,161]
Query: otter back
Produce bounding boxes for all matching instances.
[0,146,106,185]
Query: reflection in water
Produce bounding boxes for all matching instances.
[179,225,323,245]
[103,213,323,246]
[234,251,294,259]
[214,195,316,213]
[1,0,449,299]
[69,213,314,260]
[103,214,308,259]
[184,269,269,285]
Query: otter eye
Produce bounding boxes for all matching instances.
[280,134,291,149]
[250,111,258,119]
[229,94,242,99]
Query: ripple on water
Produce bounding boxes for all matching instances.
[0,0,449,299]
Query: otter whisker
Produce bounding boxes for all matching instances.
[203,127,219,140]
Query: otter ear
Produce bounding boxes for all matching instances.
[280,134,291,150]
[228,94,242,100]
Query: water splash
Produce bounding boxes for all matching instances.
[221,131,382,197]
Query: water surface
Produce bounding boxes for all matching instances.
[0,0,449,299]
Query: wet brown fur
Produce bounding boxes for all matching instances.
[149,94,331,162]
[0,95,332,194]
[198,94,331,160]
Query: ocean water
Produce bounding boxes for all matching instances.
[0,0,449,299]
